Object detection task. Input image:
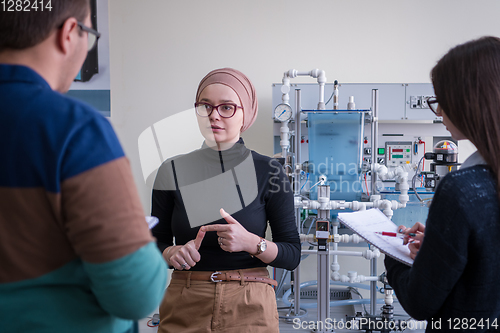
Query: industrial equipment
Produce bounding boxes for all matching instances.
[272,70,453,332]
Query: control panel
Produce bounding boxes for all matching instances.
[385,141,412,167]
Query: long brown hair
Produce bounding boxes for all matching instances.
[431,36,500,200]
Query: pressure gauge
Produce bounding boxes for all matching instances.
[274,103,293,122]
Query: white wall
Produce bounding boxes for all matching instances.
[106,0,499,303]
[108,0,500,212]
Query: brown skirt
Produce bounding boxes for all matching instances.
[157,268,279,333]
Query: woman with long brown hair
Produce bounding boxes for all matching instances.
[385,36,500,330]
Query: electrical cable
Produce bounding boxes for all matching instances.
[364,173,370,196]
[297,194,310,201]
[422,141,426,169]
[308,179,323,191]
[325,87,335,106]
[412,156,425,202]
[348,286,369,316]
[300,217,306,235]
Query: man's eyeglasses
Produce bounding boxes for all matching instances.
[195,102,243,118]
[426,97,440,116]
[77,22,101,51]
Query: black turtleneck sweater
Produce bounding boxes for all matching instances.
[151,138,300,271]
[385,165,500,331]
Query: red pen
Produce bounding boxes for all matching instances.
[375,231,416,238]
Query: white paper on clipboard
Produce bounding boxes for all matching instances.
[337,208,414,266]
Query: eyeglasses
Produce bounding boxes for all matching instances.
[194,102,242,118]
[426,97,440,116]
[77,22,101,51]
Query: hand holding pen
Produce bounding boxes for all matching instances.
[398,222,425,260]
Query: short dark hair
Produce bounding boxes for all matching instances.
[0,0,90,52]
[431,36,500,201]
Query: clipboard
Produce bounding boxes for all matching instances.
[337,208,414,266]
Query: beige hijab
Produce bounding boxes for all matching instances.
[196,68,258,133]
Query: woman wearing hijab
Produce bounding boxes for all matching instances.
[152,68,300,332]
[385,36,500,331]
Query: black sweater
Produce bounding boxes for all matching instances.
[385,165,500,332]
[151,139,300,271]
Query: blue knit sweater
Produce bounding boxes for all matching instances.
[385,165,500,332]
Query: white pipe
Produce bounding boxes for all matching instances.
[296,197,405,219]
[280,121,290,162]
[295,89,301,167]
[333,80,339,110]
[281,71,292,105]
[293,164,411,215]
[331,271,380,283]
[378,199,394,220]
[331,222,339,286]
[385,288,394,306]
[299,233,364,244]
[317,70,326,110]
[372,163,410,207]
[301,249,381,260]
[282,69,326,110]
[281,77,290,105]
[371,89,379,197]
[332,233,364,244]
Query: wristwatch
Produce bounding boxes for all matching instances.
[254,238,267,256]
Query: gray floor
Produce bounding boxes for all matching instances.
[138,297,426,333]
